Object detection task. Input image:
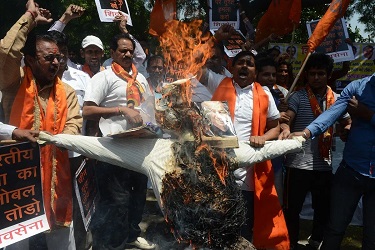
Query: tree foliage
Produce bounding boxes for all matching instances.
[0,0,372,59]
[348,0,374,41]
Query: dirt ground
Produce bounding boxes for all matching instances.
[133,190,363,250]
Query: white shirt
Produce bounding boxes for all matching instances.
[188,68,231,103]
[0,122,16,140]
[207,71,280,191]
[232,82,280,191]
[62,66,91,157]
[84,68,150,131]
[63,66,90,112]
[67,59,80,70]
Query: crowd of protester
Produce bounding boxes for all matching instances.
[0,1,374,250]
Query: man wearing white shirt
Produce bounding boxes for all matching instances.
[83,33,155,250]
[208,51,287,249]
[48,6,146,76]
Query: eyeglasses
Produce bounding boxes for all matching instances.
[37,54,65,63]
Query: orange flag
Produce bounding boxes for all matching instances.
[149,0,176,37]
[255,0,301,43]
[307,0,351,52]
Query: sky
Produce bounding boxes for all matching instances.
[347,13,372,41]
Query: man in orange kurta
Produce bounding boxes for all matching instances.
[0,1,82,249]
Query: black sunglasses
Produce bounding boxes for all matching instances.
[39,54,65,62]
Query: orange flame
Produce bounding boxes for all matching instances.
[196,143,228,185]
[160,20,214,82]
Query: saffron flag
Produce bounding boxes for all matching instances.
[307,0,351,52]
[255,0,301,43]
[149,0,176,37]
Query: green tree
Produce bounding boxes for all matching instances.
[348,0,374,42]
[1,0,372,55]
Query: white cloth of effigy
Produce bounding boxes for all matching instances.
[38,132,304,209]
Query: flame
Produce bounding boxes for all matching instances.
[195,143,228,185]
[160,20,214,81]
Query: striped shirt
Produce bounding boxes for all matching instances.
[285,88,345,171]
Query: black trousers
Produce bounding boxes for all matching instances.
[240,190,254,242]
[283,167,332,246]
[91,162,148,249]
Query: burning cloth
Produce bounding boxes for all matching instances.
[38,133,303,248]
[37,133,304,208]
[38,132,302,205]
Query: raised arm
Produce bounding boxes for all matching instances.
[0,0,52,91]
[114,12,146,68]
[48,4,85,32]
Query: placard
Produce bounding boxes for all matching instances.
[0,142,49,248]
[306,18,354,63]
[208,0,239,30]
[269,42,375,83]
[74,159,98,231]
[94,0,132,25]
[210,29,246,58]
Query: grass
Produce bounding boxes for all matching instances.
[299,219,363,249]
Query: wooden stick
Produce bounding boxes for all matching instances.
[288,24,296,64]
[285,51,312,101]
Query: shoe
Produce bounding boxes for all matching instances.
[127,237,156,249]
[307,235,322,250]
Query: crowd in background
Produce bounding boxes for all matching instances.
[0,1,374,250]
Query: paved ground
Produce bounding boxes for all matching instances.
[125,190,256,250]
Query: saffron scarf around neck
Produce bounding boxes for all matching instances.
[212,79,289,250]
[111,61,145,107]
[305,85,335,160]
[82,63,104,78]
[9,66,72,228]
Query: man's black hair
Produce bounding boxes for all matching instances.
[305,52,334,75]
[22,31,57,57]
[255,56,277,72]
[231,50,255,67]
[47,30,69,47]
[109,33,135,51]
[147,55,165,69]
[266,46,281,55]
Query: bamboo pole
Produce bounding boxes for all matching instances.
[288,24,296,64]
[285,51,312,101]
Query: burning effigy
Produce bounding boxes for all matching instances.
[152,79,246,248]
[37,20,304,249]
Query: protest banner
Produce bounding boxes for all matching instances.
[208,0,239,30]
[95,0,132,25]
[210,30,246,58]
[74,159,98,231]
[0,142,49,248]
[208,0,245,58]
[306,18,355,63]
[269,42,375,84]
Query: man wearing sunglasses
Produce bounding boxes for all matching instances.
[0,1,82,249]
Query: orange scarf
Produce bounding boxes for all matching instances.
[82,63,104,78]
[212,78,289,249]
[9,66,72,228]
[305,85,335,160]
[111,62,145,107]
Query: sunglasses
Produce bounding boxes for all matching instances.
[38,54,65,63]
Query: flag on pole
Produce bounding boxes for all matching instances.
[255,0,301,43]
[307,0,351,52]
[149,0,176,37]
